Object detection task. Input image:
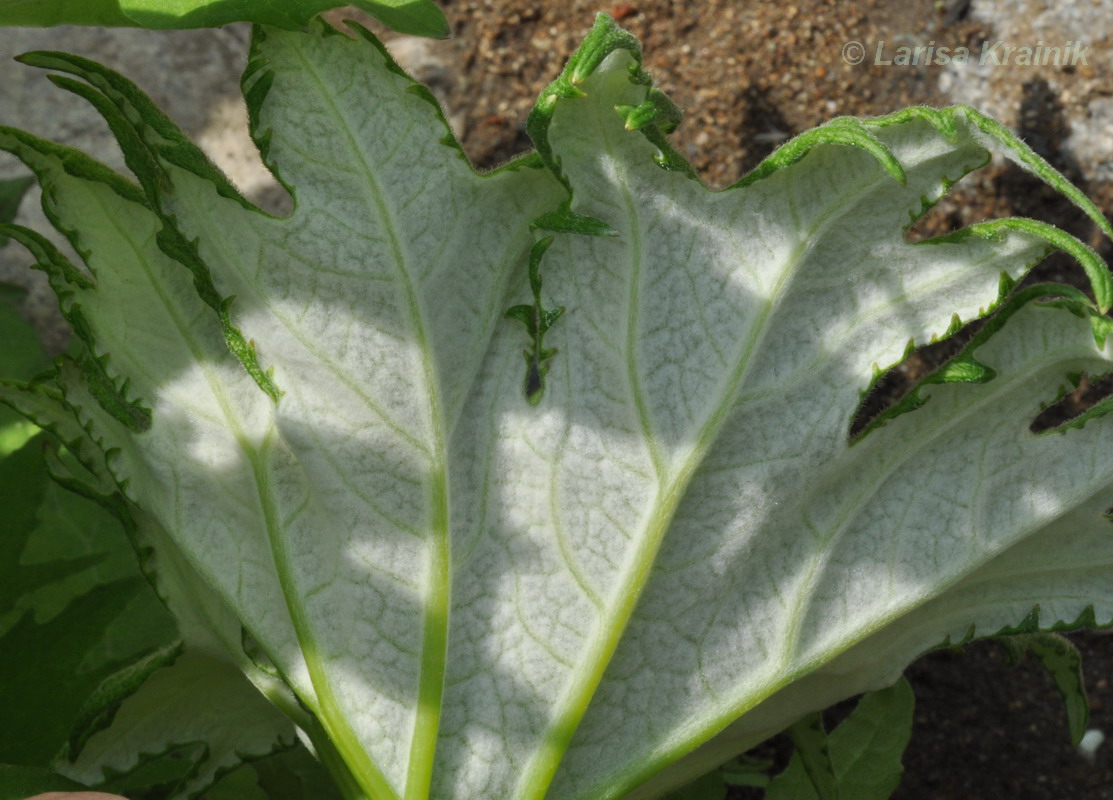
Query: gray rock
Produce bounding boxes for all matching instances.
[941,0,1113,183]
[0,21,465,351]
[0,24,275,350]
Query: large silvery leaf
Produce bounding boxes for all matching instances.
[0,18,565,800]
[2,12,1113,800]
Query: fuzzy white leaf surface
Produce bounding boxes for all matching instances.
[3,15,1113,800]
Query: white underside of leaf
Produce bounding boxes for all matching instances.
[8,22,1113,800]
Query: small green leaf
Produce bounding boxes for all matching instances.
[0,288,47,385]
[507,236,564,404]
[828,678,916,799]
[932,358,994,384]
[720,755,774,789]
[506,305,538,337]
[531,207,616,236]
[204,744,346,800]
[660,769,727,800]
[201,760,270,800]
[764,756,815,800]
[353,0,449,38]
[0,175,33,247]
[997,632,1089,745]
[616,88,683,134]
[0,577,157,765]
[96,741,208,798]
[0,432,179,769]
[0,280,48,456]
[253,744,346,800]
[767,679,915,800]
[787,712,838,800]
[61,653,297,798]
[0,437,104,614]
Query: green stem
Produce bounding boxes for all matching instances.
[250,433,400,800]
[305,716,374,800]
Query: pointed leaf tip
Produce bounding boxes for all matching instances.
[353,0,451,39]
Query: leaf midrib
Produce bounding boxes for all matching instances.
[284,38,451,800]
[582,338,1112,800]
[508,98,877,798]
[518,133,901,800]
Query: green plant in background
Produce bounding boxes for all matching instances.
[1,6,1112,800]
[0,0,448,37]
